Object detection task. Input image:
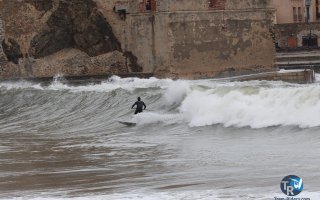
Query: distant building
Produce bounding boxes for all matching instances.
[272,0,320,49]
[272,0,320,24]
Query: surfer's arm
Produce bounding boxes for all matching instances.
[131,102,136,109]
[143,102,146,110]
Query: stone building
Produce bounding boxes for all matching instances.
[105,0,276,78]
[272,0,320,24]
[272,0,320,49]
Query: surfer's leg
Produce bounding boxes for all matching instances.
[135,109,142,114]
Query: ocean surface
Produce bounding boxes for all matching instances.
[0,76,319,200]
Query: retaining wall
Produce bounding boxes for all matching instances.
[233,69,315,84]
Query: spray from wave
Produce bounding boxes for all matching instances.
[179,85,320,128]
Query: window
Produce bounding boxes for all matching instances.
[317,0,320,19]
[208,0,226,10]
[293,7,297,22]
[146,0,151,11]
[302,35,318,47]
[298,7,302,21]
[144,0,156,11]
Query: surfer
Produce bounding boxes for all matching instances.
[131,97,146,114]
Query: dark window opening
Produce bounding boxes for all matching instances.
[209,0,215,8]
[306,6,310,22]
[302,35,318,47]
[298,7,302,21]
[146,0,151,11]
[293,7,297,22]
[317,6,320,19]
[145,0,156,11]
[208,0,226,10]
[317,0,320,19]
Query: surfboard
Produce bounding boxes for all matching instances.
[118,121,136,126]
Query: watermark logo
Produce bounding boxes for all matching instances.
[280,175,304,196]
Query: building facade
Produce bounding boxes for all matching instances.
[272,0,320,24]
[272,0,320,49]
[105,0,276,78]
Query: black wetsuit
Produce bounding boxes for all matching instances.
[132,100,146,114]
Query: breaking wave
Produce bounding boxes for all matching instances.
[0,76,320,129]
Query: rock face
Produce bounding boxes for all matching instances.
[26,49,128,77]
[0,0,139,79]
[2,38,23,64]
[30,0,121,58]
[25,0,53,12]
[0,19,7,65]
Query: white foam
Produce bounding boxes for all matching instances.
[0,81,43,90]
[179,85,320,128]
[46,76,175,92]
[163,80,191,106]
[0,76,173,92]
[133,111,183,125]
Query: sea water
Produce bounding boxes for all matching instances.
[0,76,319,199]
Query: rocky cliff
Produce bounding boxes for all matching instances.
[0,0,140,78]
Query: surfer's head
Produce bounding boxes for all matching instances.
[137,97,141,101]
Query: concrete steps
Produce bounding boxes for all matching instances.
[276,51,320,72]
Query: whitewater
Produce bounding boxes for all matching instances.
[0,76,319,200]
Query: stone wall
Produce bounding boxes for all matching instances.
[167,10,275,78]
[234,69,315,84]
[123,0,275,78]
[125,0,272,13]
[274,22,320,49]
